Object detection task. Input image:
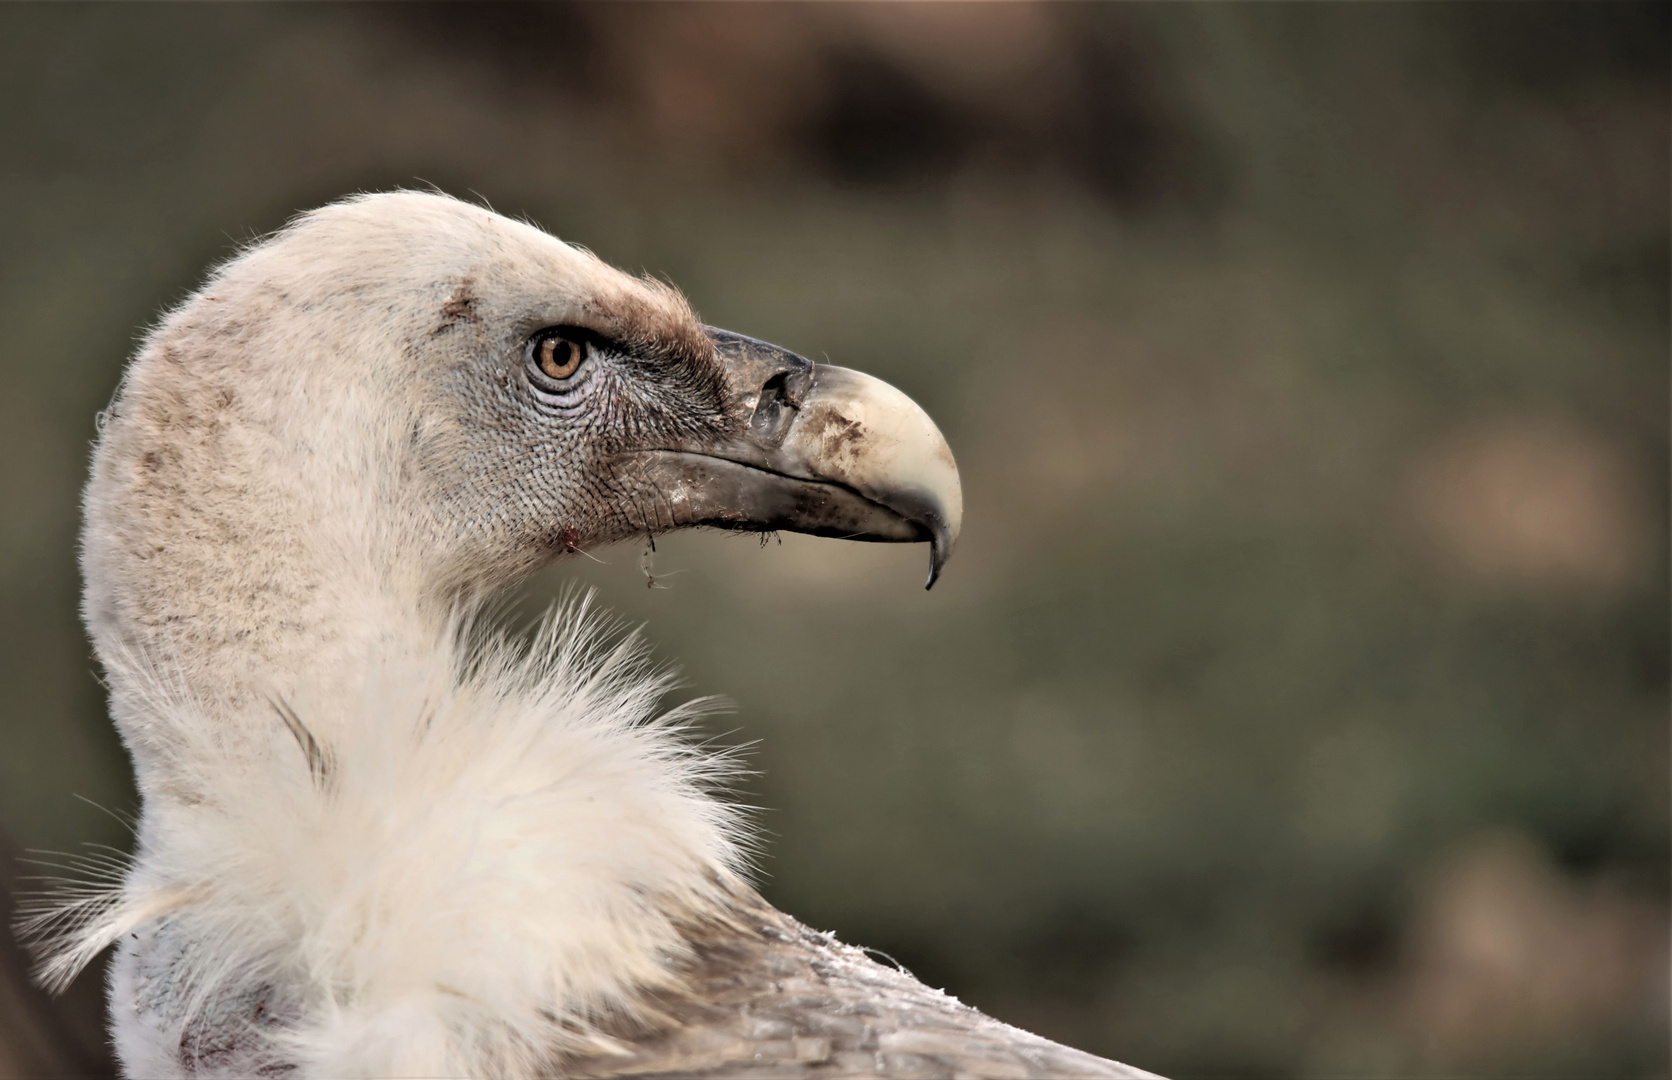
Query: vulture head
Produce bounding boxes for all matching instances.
[48,192,1142,1080]
[83,191,959,711]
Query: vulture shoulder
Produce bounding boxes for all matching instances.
[574,889,1154,1080]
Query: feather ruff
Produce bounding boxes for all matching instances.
[22,593,751,1078]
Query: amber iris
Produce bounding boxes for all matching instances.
[537,335,582,380]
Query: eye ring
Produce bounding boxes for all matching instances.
[532,331,584,382]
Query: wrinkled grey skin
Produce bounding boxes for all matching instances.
[436,318,941,580]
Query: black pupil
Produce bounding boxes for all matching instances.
[543,337,577,377]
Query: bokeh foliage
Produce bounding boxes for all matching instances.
[0,4,1665,1077]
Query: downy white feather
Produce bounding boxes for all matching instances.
[29,594,749,1077]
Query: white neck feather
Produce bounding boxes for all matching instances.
[73,595,747,1077]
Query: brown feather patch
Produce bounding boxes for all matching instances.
[582,272,715,370]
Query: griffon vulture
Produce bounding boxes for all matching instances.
[33,192,1154,1080]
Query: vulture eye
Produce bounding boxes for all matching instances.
[532,330,584,382]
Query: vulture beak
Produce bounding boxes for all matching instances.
[622,329,963,588]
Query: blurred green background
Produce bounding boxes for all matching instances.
[0,3,1666,1077]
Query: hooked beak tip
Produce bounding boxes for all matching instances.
[925,521,955,590]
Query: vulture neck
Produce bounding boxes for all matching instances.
[91,497,480,756]
[80,346,494,762]
[70,320,749,1075]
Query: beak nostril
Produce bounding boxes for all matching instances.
[749,373,798,443]
[781,365,811,410]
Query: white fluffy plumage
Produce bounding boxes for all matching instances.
[38,595,749,1077]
